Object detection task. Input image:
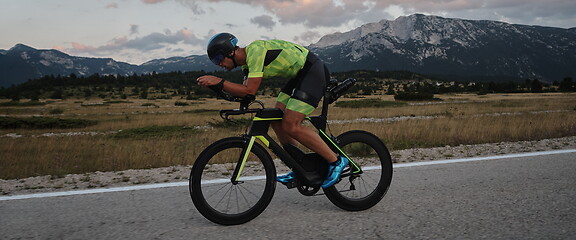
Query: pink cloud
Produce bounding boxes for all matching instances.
[71,42,96,51]
[65,27,204,58]
[142,0,167,4]
[197,0,576,28]
[105,3,118,8]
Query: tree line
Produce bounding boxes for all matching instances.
[0,70,574,101]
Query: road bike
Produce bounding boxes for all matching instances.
[189,78,393,225]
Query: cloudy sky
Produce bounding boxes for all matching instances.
[2,0,575,65]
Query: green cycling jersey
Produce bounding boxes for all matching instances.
[243,40,309,79]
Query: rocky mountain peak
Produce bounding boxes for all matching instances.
[8,44,36,52]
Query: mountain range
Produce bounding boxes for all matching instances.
[309,14,576,82]
[1,14,575,87]
[0,44,220,87]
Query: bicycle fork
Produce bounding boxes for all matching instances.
[230,136,256,185]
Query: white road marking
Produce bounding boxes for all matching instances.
[1,149,574,201]
[393,149,576,168]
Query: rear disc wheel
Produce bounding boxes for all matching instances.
[324,131,393,211]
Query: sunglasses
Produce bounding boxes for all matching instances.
[210,54,225,65]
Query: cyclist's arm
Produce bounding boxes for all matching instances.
[196,75,262,96]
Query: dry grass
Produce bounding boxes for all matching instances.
[328,111,576,150]
[1,93,575,179]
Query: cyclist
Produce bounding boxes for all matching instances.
[196,32,348,188]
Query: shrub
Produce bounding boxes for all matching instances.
[114,125,197,139]
[105,100,132,104]
[335,99,407,108]
[142,103,159,107]
[208,118,252,129]
[0,117,97,129]
[183,109,217,114]
[0,101,46,107]
[394,92,440,101]
[174,101,190,106]
[186,94,200,100]
[48,108,65,114]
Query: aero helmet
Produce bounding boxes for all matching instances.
[207,33,238,65]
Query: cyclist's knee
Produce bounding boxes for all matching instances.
[271,121,284,135]
[275,101,286,110]
[281,110,305,136]
[281,121,298,135]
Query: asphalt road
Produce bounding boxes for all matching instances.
[1,151,575,239]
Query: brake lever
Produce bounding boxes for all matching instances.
[208,84,258,120]
[219,110,229,120]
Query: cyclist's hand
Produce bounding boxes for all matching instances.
[196,75,222,88]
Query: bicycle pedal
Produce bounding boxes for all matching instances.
[280,181,298,189]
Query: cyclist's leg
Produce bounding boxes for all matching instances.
[280,108,337,164]
[272,52,334,162]
[281,101,349,188]
[281,58,337,164]
[274,52,348,186]
[274,99,340,183]
[271,71,298,146]
[271,100,297,146]
[272,90,299,183]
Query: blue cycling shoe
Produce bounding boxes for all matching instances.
[276,171,296,183]
[322,156,349,188]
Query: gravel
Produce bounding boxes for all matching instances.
[1,136,575,196]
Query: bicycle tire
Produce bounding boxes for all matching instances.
[189,137,276,225]
[324,130,393,211]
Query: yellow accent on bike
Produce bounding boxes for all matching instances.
[235,136,255,182]
[319,129,361,174]
[255,135,270,147]
[253,117,283,121]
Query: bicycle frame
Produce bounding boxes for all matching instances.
[230,108,362,187]
[210,78,360,186]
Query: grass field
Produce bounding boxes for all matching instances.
[1,92,575,179]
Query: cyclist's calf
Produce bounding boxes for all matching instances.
[278,110,338,163]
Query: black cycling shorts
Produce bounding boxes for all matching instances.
[277,52,329,115]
